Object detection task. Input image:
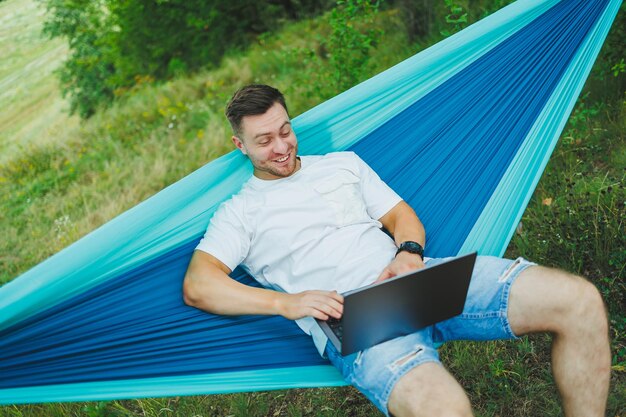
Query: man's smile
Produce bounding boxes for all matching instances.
[274,155,290,163]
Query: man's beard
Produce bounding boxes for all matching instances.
[250,146,299,179]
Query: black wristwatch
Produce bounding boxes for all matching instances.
[395,241,424,260]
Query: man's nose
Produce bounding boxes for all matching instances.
[273,137,289,154]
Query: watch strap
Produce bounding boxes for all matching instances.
[395,241,424,259]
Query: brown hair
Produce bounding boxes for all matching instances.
[225,84,289,137]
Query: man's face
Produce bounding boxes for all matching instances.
[232,102,300,180]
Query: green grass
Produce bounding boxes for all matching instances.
[0,388,380,417]
[0,0,624,416]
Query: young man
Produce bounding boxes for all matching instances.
[183,84,610,417]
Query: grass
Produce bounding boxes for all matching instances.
[0,0,624,415]
[0,388,380,417]
[0,0,76,164]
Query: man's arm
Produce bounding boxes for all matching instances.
[183,250,344,320]
[375,200,426,282]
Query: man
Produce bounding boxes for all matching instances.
[183,84,610,417]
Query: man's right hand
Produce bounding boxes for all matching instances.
[277,290,344,321]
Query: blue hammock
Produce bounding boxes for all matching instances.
[0,0,621,404]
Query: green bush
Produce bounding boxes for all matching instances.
[324,0,384,92]
[40,0,116,118]
[38,0,336,119]
[268,0,385,102]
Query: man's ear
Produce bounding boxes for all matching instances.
[232,136,247,155]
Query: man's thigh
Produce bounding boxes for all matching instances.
[325,328,441,416]
[505,264,606,335]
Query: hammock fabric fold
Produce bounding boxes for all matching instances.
[0,0,621,404]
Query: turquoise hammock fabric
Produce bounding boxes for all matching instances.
[0,0,621,404]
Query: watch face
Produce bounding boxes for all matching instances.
[400,241,424,255]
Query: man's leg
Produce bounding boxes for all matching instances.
[333,258,609,417]
[324,320,472,417]
[508,266,611,417]
[387,362,472,417]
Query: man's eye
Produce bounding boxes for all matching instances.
[280,130,290,137]
[258,140,270,146]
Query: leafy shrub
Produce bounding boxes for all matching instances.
[272,0,384,102]
[440,0,468,36]
[38,0,336,119]
[323,0,384,92]
[40,0,116,118]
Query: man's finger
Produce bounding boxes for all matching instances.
[312,291,344,308]
[326,298,344,315]
[317,312,330,320]
[309,308,329,321]
[314,301,342,319]
[375,270,387,282]
[330,290,344,304]
[310,290,343,302]
[325,300,343,318]
[376,269,393,283]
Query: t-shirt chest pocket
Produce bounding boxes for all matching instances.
[314,171,370,226]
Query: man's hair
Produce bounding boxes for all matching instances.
[225,84,289,137]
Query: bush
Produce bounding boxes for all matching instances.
[40,0,116,118]
[323,0,384,92]
[39,0,336,118]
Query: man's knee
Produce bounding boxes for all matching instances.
[387,362,472,417]
[509,266,608,336]
[564,274,608,332]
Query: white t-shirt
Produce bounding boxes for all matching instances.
[196,151,403,355]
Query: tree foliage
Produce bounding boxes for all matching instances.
[40,0,624,119]
[39,0,334,118]
[41,0,115,118]
[325,0,383,91]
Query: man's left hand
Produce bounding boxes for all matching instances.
[375,251,426,283]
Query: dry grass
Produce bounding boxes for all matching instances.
[0,0,77,164]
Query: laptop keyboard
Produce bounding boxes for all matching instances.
[327,317,343,342]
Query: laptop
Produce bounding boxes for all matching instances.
[316,252,477,355]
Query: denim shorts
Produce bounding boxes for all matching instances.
[324,255,536,416]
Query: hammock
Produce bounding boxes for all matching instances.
[0,0,621,404]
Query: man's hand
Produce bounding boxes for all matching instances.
[277,290,344,321]
[375,251,426,283]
